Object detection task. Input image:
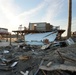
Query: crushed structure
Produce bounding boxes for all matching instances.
[0,39,76,75]
[12,22,65,41]
[25,31,58,45]
[0,22,76,75]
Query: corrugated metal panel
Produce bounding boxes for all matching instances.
[25,32,58,45]
[25,32,51,42]
[43,32,58,42]
[26,41,44,45]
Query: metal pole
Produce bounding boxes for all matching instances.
[10,33,11,45]
[67,0,72,38]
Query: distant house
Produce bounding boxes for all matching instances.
[0,28,9,41]
[0,28,8,34]
[12,22,65,40]
[29,22,53,31]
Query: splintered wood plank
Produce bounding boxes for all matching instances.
[39,64,76,72]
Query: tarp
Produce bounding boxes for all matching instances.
[24,31,58,45]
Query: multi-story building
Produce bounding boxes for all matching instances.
[29,22,53,31]
[12,22,65,40]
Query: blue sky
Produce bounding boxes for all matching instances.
[0,0,76,36]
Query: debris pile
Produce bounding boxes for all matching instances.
[0,42,76,75]
[40,44,76,72]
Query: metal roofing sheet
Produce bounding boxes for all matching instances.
[25,31,58,45]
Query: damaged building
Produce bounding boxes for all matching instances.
[12,22,65,43]
[0,28,9,42]
[25,22,65,45]
[29,22,53,31]
[0,22,76,75]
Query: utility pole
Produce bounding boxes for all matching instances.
[67,0,72,38]
[9,33,11,45]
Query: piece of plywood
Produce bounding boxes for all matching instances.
[39,64,76,72]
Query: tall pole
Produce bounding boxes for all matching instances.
[67,0,72,38]
[10,33,11,45]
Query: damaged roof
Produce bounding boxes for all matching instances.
[25,31,58,45]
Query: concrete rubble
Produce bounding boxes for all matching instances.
[0,41,76,75]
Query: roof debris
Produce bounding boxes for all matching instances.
[0,37,76,75]
[25,31,58,45]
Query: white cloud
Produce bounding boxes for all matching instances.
[0,0,75,35]
[50,17,76,36]
[15,0,46,28]
[16,0,65,29]
[0,0,65,32]
[0,0,46,32]
[18,1,45,17]
[0,0,21,31]
[0,0,20,19]
[41,0,65,22]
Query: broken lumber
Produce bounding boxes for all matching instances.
[57,51,64,64]
[39,64,76,72]
[40,69,46,75]
[46,61,52,67]
[57,51,76,62]
[19,56,31,60]
[34,60,44,75]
